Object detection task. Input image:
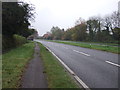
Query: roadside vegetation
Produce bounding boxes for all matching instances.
[2,2,38,52]
[2,42,34,88]
[42,10,120,49]
[49,40,119,54]
[38,42,79,88]
[62,40,119,46]
[2,34,27,53]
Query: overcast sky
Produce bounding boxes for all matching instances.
[22,0,119,36]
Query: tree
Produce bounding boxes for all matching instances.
[50,26,64,40]
[86,18,99,41]
[75,17,85,26]
[102,15,112,35]
[2,2,35,51]
[2,2,35,37]
[112,27,120,40]
[63,28,74,40]
[72,23,87,41]
[86,16,104,41]
[86,20,94,41]
[111,11,120,28]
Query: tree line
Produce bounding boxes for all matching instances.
[43,11,120,43]
[2,2,37,52]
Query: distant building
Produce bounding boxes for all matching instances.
[43,32,52,39]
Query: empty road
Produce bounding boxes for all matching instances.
[35,40,119,88]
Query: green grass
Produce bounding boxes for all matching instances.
[50,41,120,54]
[68,40,119,46]
[38,43,79,88]
[2,42,35,88]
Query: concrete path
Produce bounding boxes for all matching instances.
[21,43,48,88]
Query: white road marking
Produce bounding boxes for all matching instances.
[74,76,90,89]
[106,61,120,67]
[44,45,90,89]
[73,50,90,56]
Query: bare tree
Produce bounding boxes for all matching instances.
[75,17,85,26]
[111,11,120,28]
[103,15,112,34]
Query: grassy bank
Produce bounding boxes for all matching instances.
[38,43,79,88]
[2,42,34,88]
[51,41,119,54]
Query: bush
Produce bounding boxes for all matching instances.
[2,35,15,52]
[13,34,27,46]
[2,34,27,52]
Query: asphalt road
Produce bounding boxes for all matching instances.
[35,39,119,88]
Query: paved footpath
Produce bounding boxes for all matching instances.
[21,43,48,88]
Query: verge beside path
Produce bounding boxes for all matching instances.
[21,42,48,88]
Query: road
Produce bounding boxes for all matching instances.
[35,39,119,88]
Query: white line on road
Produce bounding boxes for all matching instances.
[44,45,90,89]
[106,61,120,67]
[73,50,90,56]
[74,76,89,89]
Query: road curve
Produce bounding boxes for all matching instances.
[35,40,119,88]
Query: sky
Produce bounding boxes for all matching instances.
[21,0,119,36]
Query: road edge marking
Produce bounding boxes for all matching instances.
[106,61,120,67]
[44,45,90,89]
[73,50,90,56]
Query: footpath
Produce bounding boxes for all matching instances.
[21,43,48,88]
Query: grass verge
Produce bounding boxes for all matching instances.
[2,42,35,88]
[51,41,119,54]
[38,42,79,88]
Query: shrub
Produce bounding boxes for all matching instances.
[2,34,27,52]
[13,34,27,46]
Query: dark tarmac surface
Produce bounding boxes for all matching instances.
[35,40,119,88]
[21,43,48,88]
